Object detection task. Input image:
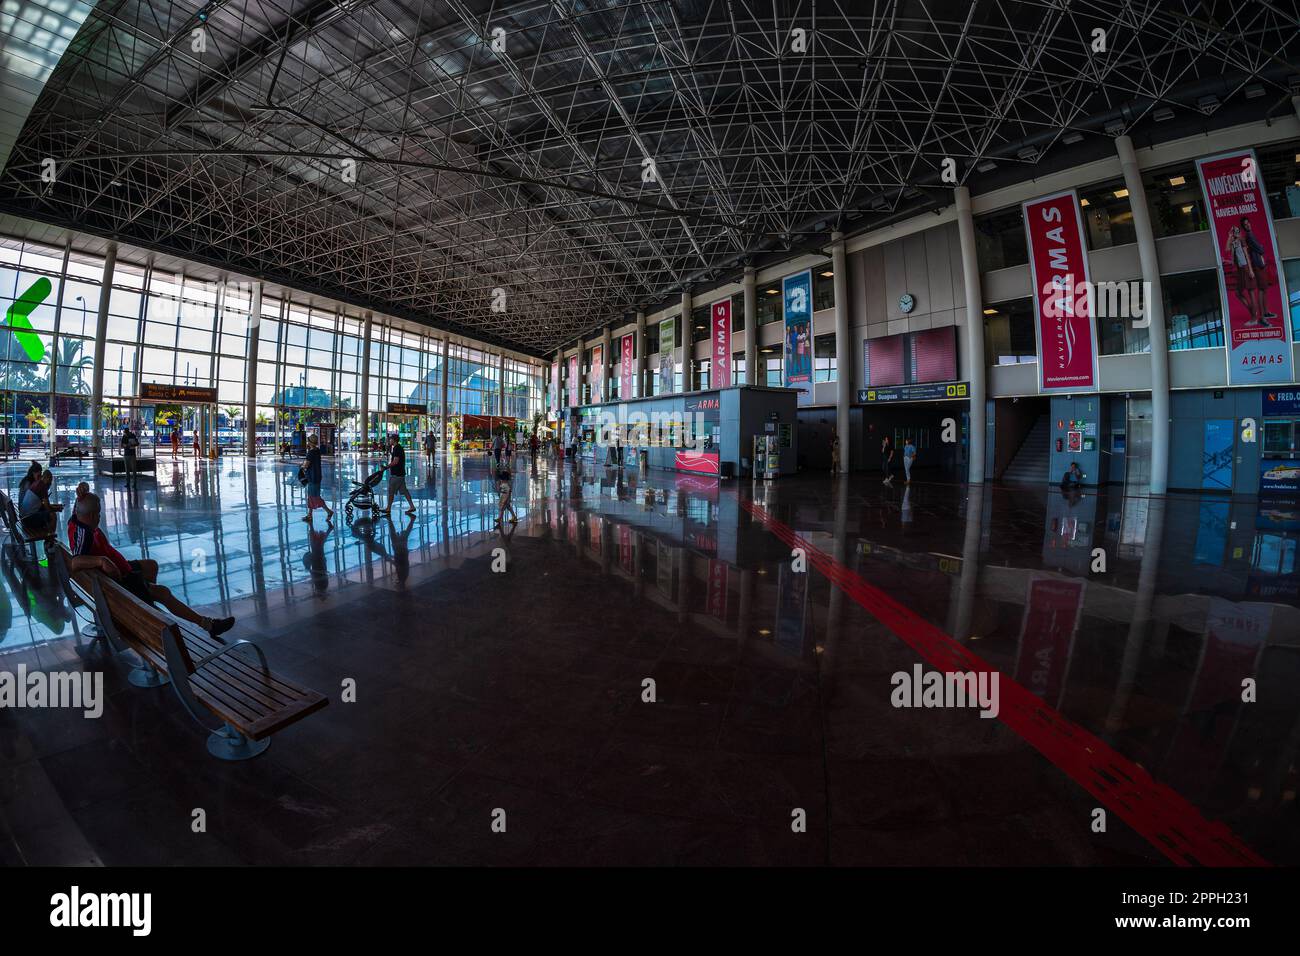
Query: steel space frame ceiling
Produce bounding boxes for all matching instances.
[0,0,1297,356]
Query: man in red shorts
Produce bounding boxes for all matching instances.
[67,492,235,638]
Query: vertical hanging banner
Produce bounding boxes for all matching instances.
[620,333,635,398]
[590,344,603,404]
[1195,149,1295,385]
[782,270,813,404]
[658,317,676,393]
[567,354,579,407]
[711,297,732,389]
[550,361,560,414]
[1023,190,1099,392]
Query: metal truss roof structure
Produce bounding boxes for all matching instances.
[1,0,1297,357]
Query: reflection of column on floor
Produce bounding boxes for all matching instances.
[246,465,268,614]
[822,475,849,692]
[600,517,611,576]
[1104,496,1166,734]
[738,568,753,652]
[952,483,987,642]
[677,548,690,625]
[634,530,646,601]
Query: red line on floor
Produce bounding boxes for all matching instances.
[741,499,1268,867]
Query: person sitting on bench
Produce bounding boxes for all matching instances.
[1059,461,1085,490]
[19,468,62,537]
[67,492,235,638]
[17,460,41,501]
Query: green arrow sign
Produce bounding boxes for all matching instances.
[3,277,51,363]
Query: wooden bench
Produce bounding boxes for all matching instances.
[0,490,52,562]
[46,542,328,760]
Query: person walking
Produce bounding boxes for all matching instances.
[903,437,916,484]
[302,434,334,523]
[881,435,895,484]
[492,431,505,465]
[120,424,140,484]
[192,428,202,459]
[380,433,415,516]
[830,431,841,475]
[170,426,180,459]
[423,430,436,464]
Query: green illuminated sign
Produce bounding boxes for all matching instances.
[3,277,50,362]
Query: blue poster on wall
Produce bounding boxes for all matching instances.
[782,269,813,405]
[1201,419,1234,491]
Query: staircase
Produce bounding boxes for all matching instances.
[1001,415,1051,484]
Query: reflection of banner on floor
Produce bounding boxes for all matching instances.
[1162,598,1270,790]
[588,513,601,552]
[1023,190,1098,392]
[619,524,634,574]
[775,563,809,656]
[1014,577,1085,705]
[656,541,675,597]
[1195,149,1295,385]
[707,559,728,620]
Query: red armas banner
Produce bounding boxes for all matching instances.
[1023,189,1098,392]
[1195,148,1295,385]
[710,297,732,388]
[620,333,635,398]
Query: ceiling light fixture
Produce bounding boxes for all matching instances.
[1152,107,1175,122]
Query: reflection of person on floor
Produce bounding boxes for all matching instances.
[303,524,330,597]
[495,463,518,528]
[385,513,413,587]
[67,493,234,638]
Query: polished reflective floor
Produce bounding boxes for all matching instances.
[1,451,1297,865]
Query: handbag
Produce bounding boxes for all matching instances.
[297,464,309,486]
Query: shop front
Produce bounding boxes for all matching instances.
[575,385,798,478]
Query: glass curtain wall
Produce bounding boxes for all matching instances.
[2,233,545,456]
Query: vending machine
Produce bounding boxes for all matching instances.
[753,434,780,479]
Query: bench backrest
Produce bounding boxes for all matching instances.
[92,574,197,676]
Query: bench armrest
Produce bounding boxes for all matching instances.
[191,639,269,674]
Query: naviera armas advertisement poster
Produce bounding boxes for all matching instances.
[1195,148,1295,385]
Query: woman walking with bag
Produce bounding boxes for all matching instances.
[302,434,334,523]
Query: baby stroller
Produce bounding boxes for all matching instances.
[344,464,386,522]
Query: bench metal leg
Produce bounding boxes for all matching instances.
[126,658,170,688]
[207,723,270,761]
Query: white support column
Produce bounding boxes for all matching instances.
[600,326,612,402]
[359,311,373,448]
[680,288,693,390]
[89,242,117,455]
[498,351,506,416]
[635,311,647,397]
[954,187,987,484]
[440,337,450,451]
[575,337,585,405]
[1117,135,1170,495]
[831,232,851,469]
[743,266,758,385]
[244,281,262,455]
